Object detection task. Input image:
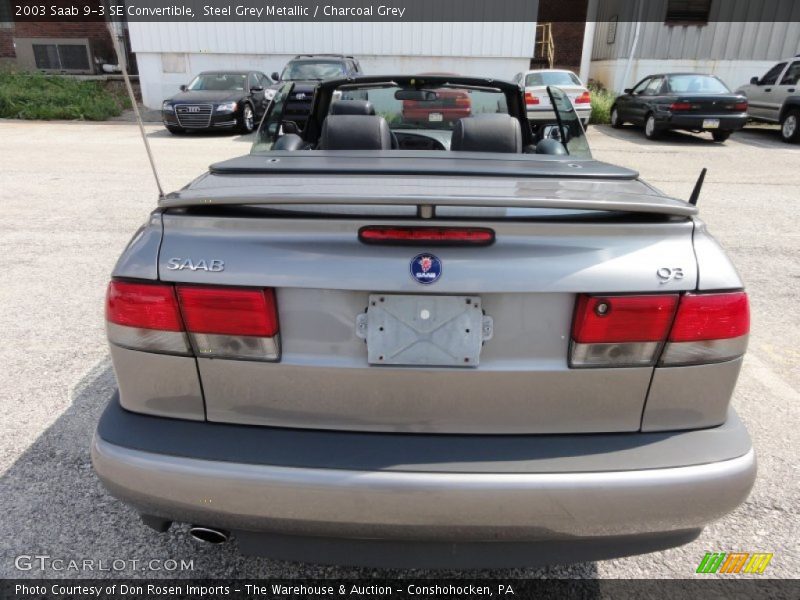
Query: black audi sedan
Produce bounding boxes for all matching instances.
[610,73,748,142]
[161,71,278,135]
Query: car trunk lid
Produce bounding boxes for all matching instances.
[155,172,697,434]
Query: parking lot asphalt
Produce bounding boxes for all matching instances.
[0,120,797,579]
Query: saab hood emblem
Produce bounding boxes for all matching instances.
[410,254,442,285]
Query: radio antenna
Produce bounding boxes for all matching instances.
[106,20,165,199]
[688,168,707,206]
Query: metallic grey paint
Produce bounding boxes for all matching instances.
[110,345,205,421]
[642,358,744,432]
[162,173,698,217]
[92,435,755,540]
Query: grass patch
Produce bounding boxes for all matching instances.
[589,88,616,125]
[0,71,131,121]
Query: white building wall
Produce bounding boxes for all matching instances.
[590,59,781,93]
[129,22,536,108]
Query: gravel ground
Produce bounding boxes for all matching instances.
[0,120,797,580]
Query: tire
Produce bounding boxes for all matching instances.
[239,103,255,134]
[643,113,661,140]
[712,130,731,143]
[610,106,623,129]
[780,109,800,144]
[166,125,185,135]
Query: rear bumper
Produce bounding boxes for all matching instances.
[92,395,756,567]
[661,113,748,131]
[527,107,591,124]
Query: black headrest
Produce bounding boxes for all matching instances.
[318,115,392,150]
[451,114,522,153]
[330,100,376,115]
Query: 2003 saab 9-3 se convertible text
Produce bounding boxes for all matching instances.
[92,75,756,569]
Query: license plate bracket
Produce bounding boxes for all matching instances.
[356,295,492,367]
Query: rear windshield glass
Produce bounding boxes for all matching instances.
[188,73,246,91]
[526,72,581,87]
[281,61,346,81]
[665,75,730,94]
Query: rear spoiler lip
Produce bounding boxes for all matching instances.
[210,151,640,180]
[161,187,697,217]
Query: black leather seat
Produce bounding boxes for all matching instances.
[318,115,392,150]
[451,114,523,153]
[329,100,376,116]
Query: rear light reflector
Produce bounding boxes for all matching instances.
[106,281,191,355]
[575,91,591,104]
[105,280,280,361]
[176,287,279,337]
[571,294,678,367]
[525,92,539,105]
[359,226,495,246]
[106,281,183,332]
[570,291,749,368]
[669,101,693,111]
[572,295,678,343]
[660,292,749,365]
[734,101,748,111]
[177,286,279,360]
[668,292,749,342]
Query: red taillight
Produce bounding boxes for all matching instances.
[571,295,678,343]
[106,281,183,331]
[177,286,279,337]
[669,292,749,342]
[575,91,591,104]
[106,280,281,361]
[670,101,693,111]
[733,101,748,111]
[455,96,471,108]
[525,91,539,105]
[359,226,495,246]
[570,291,749,368]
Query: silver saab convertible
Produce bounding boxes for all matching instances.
[92,75,755,569]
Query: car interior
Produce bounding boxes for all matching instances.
[272,99,568,155]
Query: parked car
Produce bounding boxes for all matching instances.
[735,56,800,143]
[94,75,755,569]
[611,73,748,142]
[513,69,592,128]
[161,71,277,135]
[401,73,472,125]
[271,54,363,129]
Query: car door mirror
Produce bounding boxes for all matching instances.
[251,86,263,92]
[750,76,760,85]
[179,84,187,92]
[271,72,281,81]
[623,88,633,94]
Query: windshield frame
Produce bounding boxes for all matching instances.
[301,75,533,148]
[525,71,582,87]
[280,60,347,82]
[664,74,731,94]
[187,72,248,92]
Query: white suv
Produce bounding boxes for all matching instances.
[736,56,800,143]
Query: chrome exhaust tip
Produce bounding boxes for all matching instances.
[189,526,229,545]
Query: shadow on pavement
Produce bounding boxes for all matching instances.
[593,124,729,147]
[146,128,257,144]
[0,360,599,580]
